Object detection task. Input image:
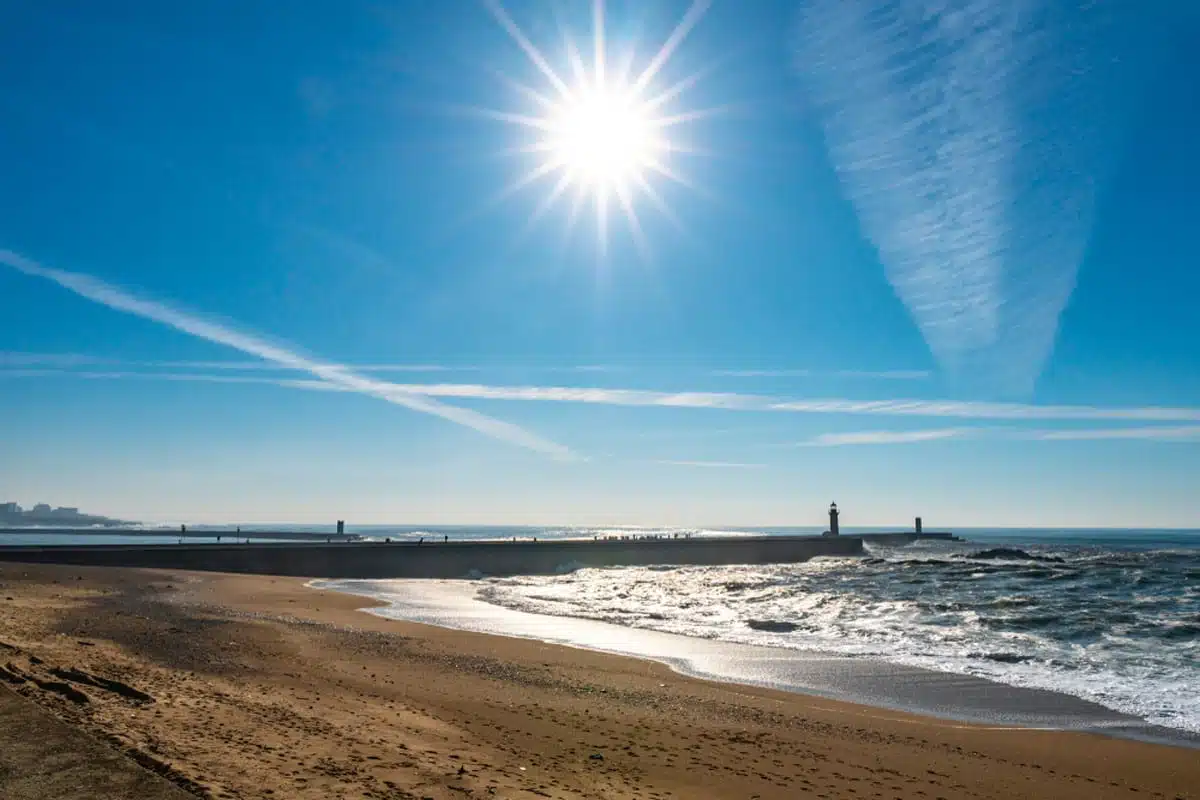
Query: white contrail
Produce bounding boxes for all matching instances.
[0,250,573,459]
[0,352,469,371]
[654,460,765,469]
[803,429,967,447]
[708,369,930,380]
[7,366,1200,424]
[796,0,1129,393]
[0,352,929,379]
[1032,426,1200,442]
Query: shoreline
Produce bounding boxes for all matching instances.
[2,562,1197,799]
[314,577,1200,749]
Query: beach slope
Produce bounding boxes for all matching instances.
[0,562,1195,799]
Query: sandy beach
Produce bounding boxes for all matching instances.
[0,562,1195,800]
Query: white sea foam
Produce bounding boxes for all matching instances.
[476,541,1200,733]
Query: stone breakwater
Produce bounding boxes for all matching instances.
[0,534,909,578]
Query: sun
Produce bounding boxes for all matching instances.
[544,85,663,191]
[478,0,716,255]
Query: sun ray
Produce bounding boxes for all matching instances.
[528,171,574,227]
[516,136,696,161]
[656,139,710,157]
[633,173,685,232]
[483,0,574,100]
[615,46,638,87]
[597,187,612,256]
[502,140,561,156]
[615,182,650,260]
[642,62,715,112]
[565,179,589,242]
[593,0,606,87]
[512,171,575,248]
[649,159,719,205]
[479,0,715,255]
[644,157,701,194]
[564,38,589,90]
[631,0,712,95]
[489,158,563,208]
[554,6,590,91]
[464,107,556,132]
[487,67,559,113]
[643,158,688,186]
[650,106,731,128]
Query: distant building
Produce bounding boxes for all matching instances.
[0,501,129,527]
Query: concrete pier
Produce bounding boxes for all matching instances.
[0,535,877,579]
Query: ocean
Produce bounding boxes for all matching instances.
[334,526,1197,737]
[468,529,1200,735]
[6,524,1198,735]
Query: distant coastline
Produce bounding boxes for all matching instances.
[0,501,131,528]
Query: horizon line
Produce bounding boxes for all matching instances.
[6,521,1197,533]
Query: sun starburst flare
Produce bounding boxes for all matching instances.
[478,0,717,255]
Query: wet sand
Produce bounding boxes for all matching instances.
[322,577,1196,742]
[0,562,1196,800]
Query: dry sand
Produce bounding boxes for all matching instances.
[0,562,1195,800]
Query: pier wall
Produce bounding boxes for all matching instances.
[0,535,866,579]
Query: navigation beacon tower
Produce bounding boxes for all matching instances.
[827,502,840,536]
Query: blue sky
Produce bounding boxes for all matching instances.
[2,0,1198,527]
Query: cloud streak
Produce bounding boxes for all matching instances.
[1031,426,1200,442]
[796,0,1131,392]
[3,352,928,380]
[654,460,766,468]
[803,429,967,447]
[709,369,930,380]
[6,366,1200,427]
[0,353,471,372]
[0,250,573,459]
[799,425,1200,446]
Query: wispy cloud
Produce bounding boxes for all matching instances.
[0,352,115,367]
[7,366,1200,427]
[834,370,930,381]
[3,352,925,379]
[710,369,815,378]
[802,429,967,447]
[767,398,1200,423]
[0,353,478,372]
[200,361,467,373]
[654,460,766,468]
[570,365,622,373]
[1031,426,1200,442]
[796,0,1130,392]
[0,250,572,459]
[709,369,929,380]
[798,425,1200,446]
[383,386,1200,424]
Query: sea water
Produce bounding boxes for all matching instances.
[469,529,1199,733]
